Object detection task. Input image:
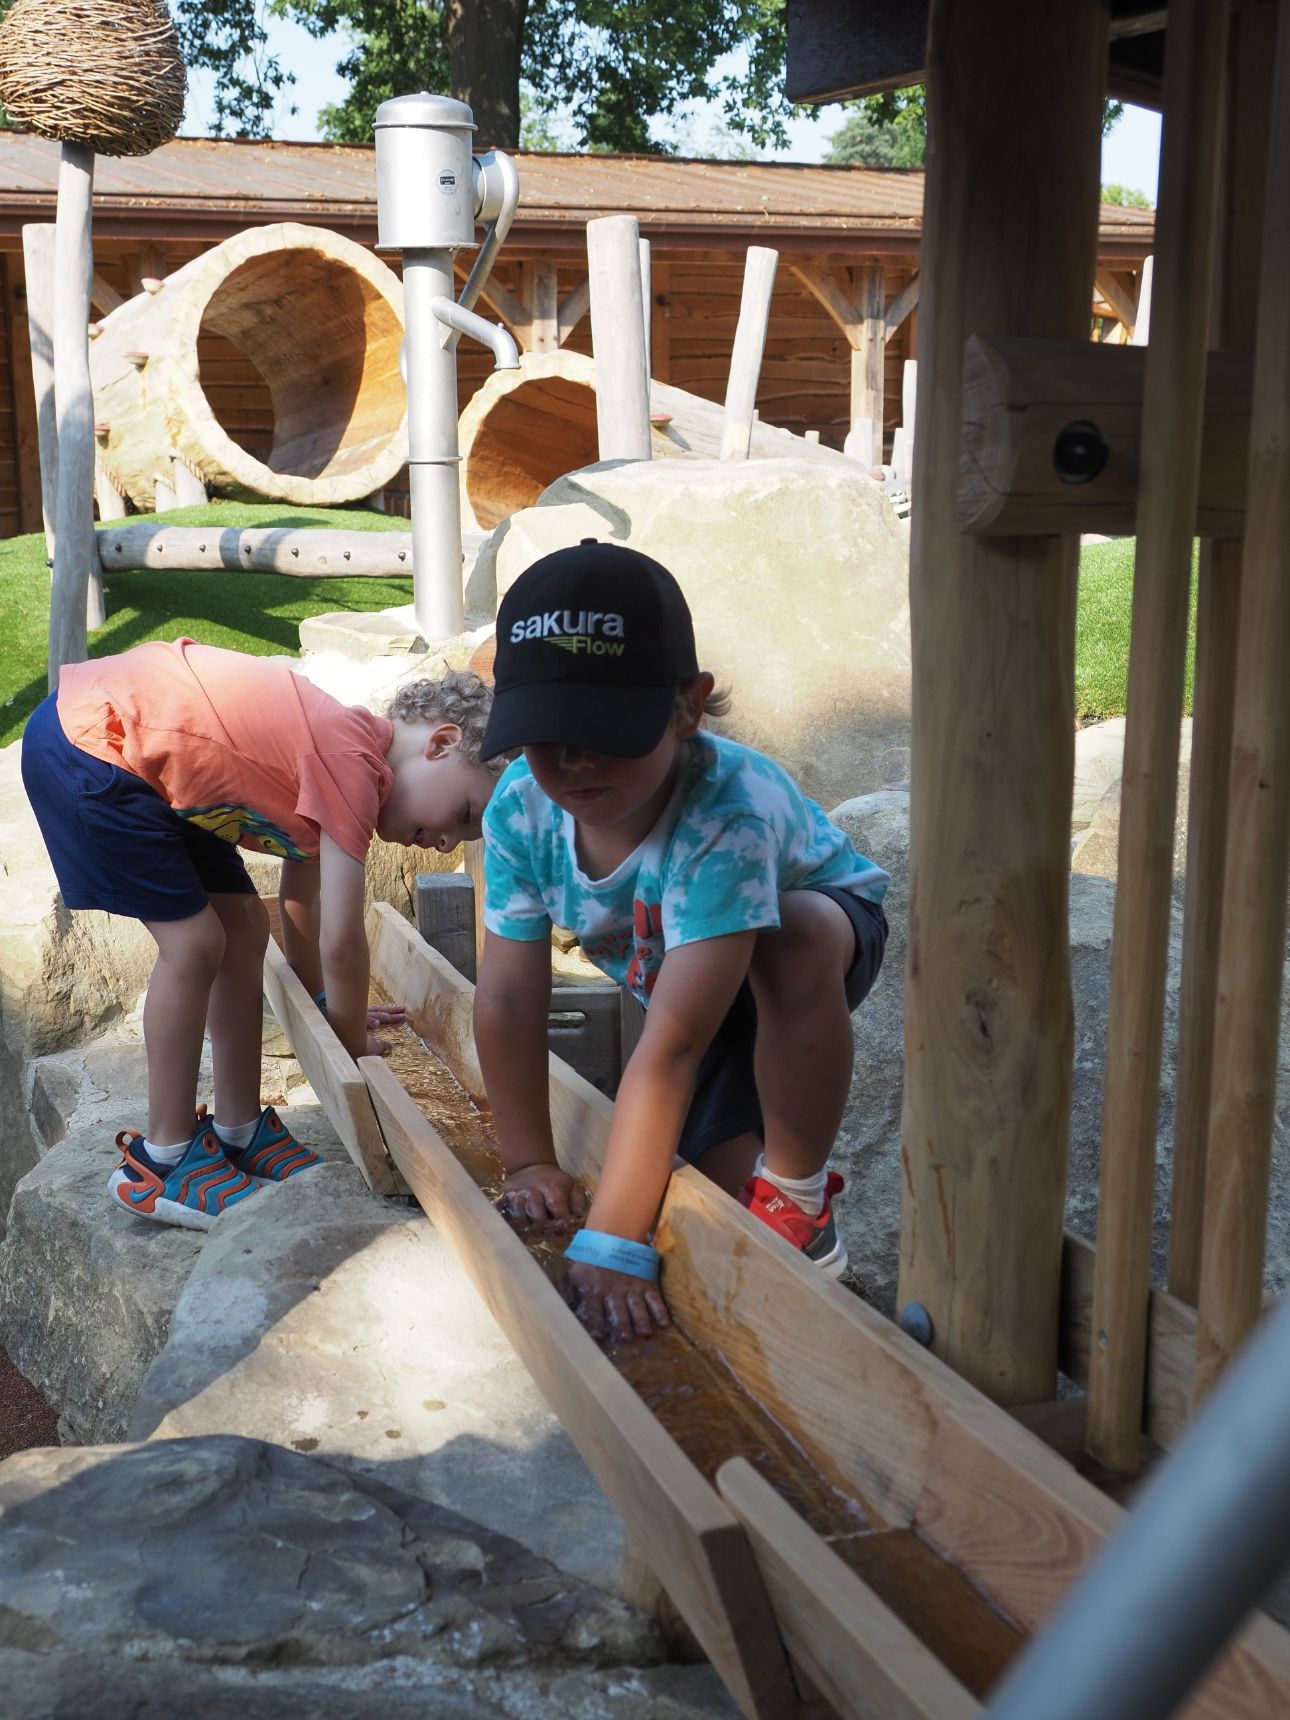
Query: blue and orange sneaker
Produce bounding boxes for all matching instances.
[738,1170,848,1277]
[198,1105,322,1181]
[108,1123,263,1232]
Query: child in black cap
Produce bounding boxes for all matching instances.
[474,540,888,1339]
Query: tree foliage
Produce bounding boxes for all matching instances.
[171,0,799,152]
[825,85,1126,170]
[1101,181,1153,209]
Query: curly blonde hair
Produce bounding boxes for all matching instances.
[386,669,515,777]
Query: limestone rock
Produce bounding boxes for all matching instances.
[830,789,1195,1310]
[129,1160,628,1591]
[480,457,912,808]
[0,1095,348,1445]
[0,1435,733,1717]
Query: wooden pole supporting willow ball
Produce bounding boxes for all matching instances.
[0,0,186,685]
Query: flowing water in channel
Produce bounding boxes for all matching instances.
[379,1014,1023,1696]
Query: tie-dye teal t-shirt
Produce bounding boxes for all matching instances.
[482,731,889,1007]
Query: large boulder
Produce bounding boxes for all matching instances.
[0,1060,348,1445]
[472,457,912,809]
[0,1435,732,1718]
[129,1159,629,1590]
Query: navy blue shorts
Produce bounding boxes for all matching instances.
[672,886,888,1162]
[21,692,255,922]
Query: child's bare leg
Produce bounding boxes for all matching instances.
[141,907,226,1145]
[695,1130,763,1195]
[748,892,854,1179]
[206,892,270,1127]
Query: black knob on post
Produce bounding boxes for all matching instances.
[1052,419,1109,484]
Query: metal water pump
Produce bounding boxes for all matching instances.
[374,93,521,639]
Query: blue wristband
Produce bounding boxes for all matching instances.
[313,990,327,1016]
[564,1229,660,1283]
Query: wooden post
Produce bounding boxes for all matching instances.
[94,464,127,521]
[721,247,779,460]
[650,260,672,384]
[638,237,652,381]
[21,224,58,555]
[1193,0,1290,1402]
[521,260,559,354]
[1169,2,1275,1305]
[1132,255,1154,345]
[49,143,105,688]
[4,255,42,536]
[898,0,1105,1405]
[586,215,651,462]
[415,872,477,983]
[845,263,884,467]
[1087,0,1230,1474]
[169,455,207,509]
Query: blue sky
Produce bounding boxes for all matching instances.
[182,16,1161,202]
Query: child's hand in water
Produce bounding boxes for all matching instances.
[362,1002,406,1057]
[496,1162,590,1224]
[564,1261,671,1341]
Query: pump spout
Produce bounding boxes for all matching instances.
[430,296,519,369]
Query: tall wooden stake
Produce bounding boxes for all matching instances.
[721,246,778,460]
[1194,0,1290,1402]
[899,0,1104,1404]
[1088,0,1229,1473]
[49,141,104,687]
[586,215,651,463]
[1168,2,1276,1305]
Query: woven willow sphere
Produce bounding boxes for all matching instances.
[0,0,185,158]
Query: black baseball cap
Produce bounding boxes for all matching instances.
[479,540,699,761]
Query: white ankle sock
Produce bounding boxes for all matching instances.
[754,1154,828,1217]
[214,1117,259,1150]
[141,1136,187,1167]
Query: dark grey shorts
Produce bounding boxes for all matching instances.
[666,886,889,1162]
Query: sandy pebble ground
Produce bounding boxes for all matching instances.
[0,1346,58,1458]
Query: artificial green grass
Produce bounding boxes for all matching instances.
[0,506,1192,748]
[1076,537,1198,725]
[0,502,413,748]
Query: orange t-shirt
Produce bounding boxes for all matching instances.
[57,639,393,864]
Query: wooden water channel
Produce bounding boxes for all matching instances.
[261,902,1290,1718]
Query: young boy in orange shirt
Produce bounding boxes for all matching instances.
[473,544,888,1340]
[21,639,499,1231]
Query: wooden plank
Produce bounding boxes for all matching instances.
[89,272,124,316]
[884,273,920,339]
[957,337,1250,538]
[717,1457,979,1720]
[912,1396,1290,1719]
[788,258,862,345]
[1059,1231,1197,1451]
[1093,269,1139,333]
[1194,0,1290,1401]
[361,903,1290,1712]
[261,934,401,1196]
[650,259,672,383]
[414,872,476,983]
[1088,0,1231,1473]
[557,276,591,346]
[901,0,1104,1405]
[361,1055,799,1720]
[1170,0,1275,1303]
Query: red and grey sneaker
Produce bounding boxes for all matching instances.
[195,1104,322,1182]
[108,1124,262,1232]
[738,1170,848,1276]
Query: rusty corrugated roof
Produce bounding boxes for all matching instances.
[0,132,1155,251]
